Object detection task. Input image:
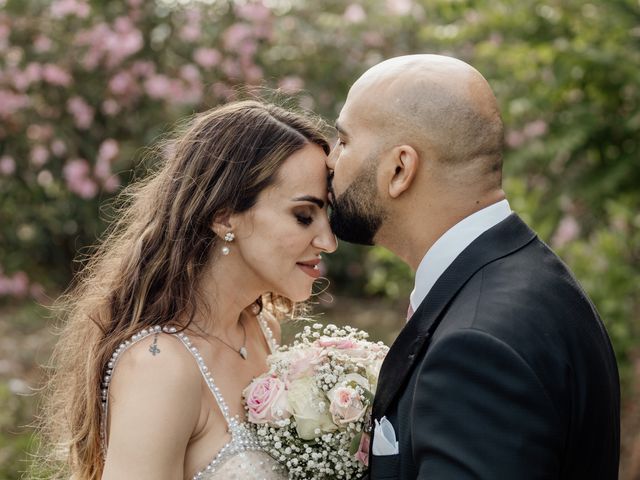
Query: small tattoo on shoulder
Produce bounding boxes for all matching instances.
[149,333,161,356]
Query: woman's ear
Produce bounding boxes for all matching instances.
[388,145,419,198]
[211,210,233,238]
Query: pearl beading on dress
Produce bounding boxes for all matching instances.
[100,314,280,479]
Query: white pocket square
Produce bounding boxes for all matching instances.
[372,416,399,455]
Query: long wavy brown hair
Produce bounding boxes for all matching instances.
[34,100,330,479]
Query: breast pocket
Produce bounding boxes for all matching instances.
[370,453,400,479]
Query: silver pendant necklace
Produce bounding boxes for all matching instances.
[210,320,248,360]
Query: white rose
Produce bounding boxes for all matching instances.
[287,377,337,440]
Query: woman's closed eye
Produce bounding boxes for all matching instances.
[295,213,313,226]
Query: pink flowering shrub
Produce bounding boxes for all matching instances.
[0,4,638,399]
[0,0,406,300]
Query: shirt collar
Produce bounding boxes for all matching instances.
[409,199,512,313]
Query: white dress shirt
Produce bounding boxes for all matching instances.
[409,199,512,314]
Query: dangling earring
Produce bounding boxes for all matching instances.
[221,232,235,255]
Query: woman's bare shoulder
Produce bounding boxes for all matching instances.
[103,332,202,478]
[108,331,202,418]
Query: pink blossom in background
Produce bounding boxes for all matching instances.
[221,59,242,79]
[98,139,119,163]
[523,119,548,138]
[63,158,98,199]
[67,96,94,129]
[29,283,47,303]
[193,48,221,69]
[30,145,49,167]
[386,0,413,15]
[0,90,30,119]
[110,17,144,67]
[42,64,73,87]
[551,215,581,248]
[363,32,384,48]
[95,139,119,180]
[180,64,201,84]
[180,23,201,43]
[131,60,155,77]
[243,64,263,83]
[50,0,90,19]
[0,24,10,51]
[63,158,89,181]
[278,76,304,94]
[0,271,29,297]
[50,139,67,156]
[505,130,526,148]
[127,0,143,7]
[223,23,253,51]
[103,175,121,193]
[0,155,16,175]
[94,160,111,181]
[236,3,271,24]
[212,82,235,101]
[27,124,53,142]
[34,35,53,53]
[108,70,138,96]
[101,99,120,116]
[21,62,43,88]
[144,74,172,99]
[179,9,202,42]
[11,67,33,92]
[344,4,366,23]
[74,23,109,70]
[75,19,143,70]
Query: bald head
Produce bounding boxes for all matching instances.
[344,54,504,188]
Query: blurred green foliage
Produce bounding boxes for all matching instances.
[0,5,638,474]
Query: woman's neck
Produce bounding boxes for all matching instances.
[195,253,265,338]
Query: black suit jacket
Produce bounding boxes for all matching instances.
[368,214,620,480]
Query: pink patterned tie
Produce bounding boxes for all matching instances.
[406,303,414,321]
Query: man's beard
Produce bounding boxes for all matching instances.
[328,163,385,246]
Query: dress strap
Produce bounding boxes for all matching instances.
[170,327,234,426]
[100,325,164,455]
[256,312,278,354]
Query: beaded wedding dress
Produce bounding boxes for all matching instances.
[101,316,288,480]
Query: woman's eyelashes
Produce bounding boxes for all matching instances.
[295,213,313,226]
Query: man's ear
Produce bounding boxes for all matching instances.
[387,145,419,198]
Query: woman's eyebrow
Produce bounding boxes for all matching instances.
[291,195,325,208]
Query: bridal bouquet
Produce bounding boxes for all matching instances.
[243,323,388,479]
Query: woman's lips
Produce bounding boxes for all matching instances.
[297,259,321,279]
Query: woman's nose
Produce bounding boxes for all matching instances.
[313,225,338,253]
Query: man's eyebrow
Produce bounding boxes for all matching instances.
[335,120,348,138]
[292,195,325,208]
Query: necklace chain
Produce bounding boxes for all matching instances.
[210,320,248,360]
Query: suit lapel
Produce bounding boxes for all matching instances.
[372,214,537,418]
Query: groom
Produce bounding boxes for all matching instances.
[327,54,620,479]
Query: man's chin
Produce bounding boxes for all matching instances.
[329,215,377,246]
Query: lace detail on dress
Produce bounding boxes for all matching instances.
[100,315,287,480]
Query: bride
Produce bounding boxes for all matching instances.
[38,101,337,479]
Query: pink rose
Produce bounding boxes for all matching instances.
[355,432,370,466]
[328,386,367,425]
[243,376,290,425]
[288,347,323,380]
[317,337,358,349]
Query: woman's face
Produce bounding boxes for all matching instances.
[231,143,337,302]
